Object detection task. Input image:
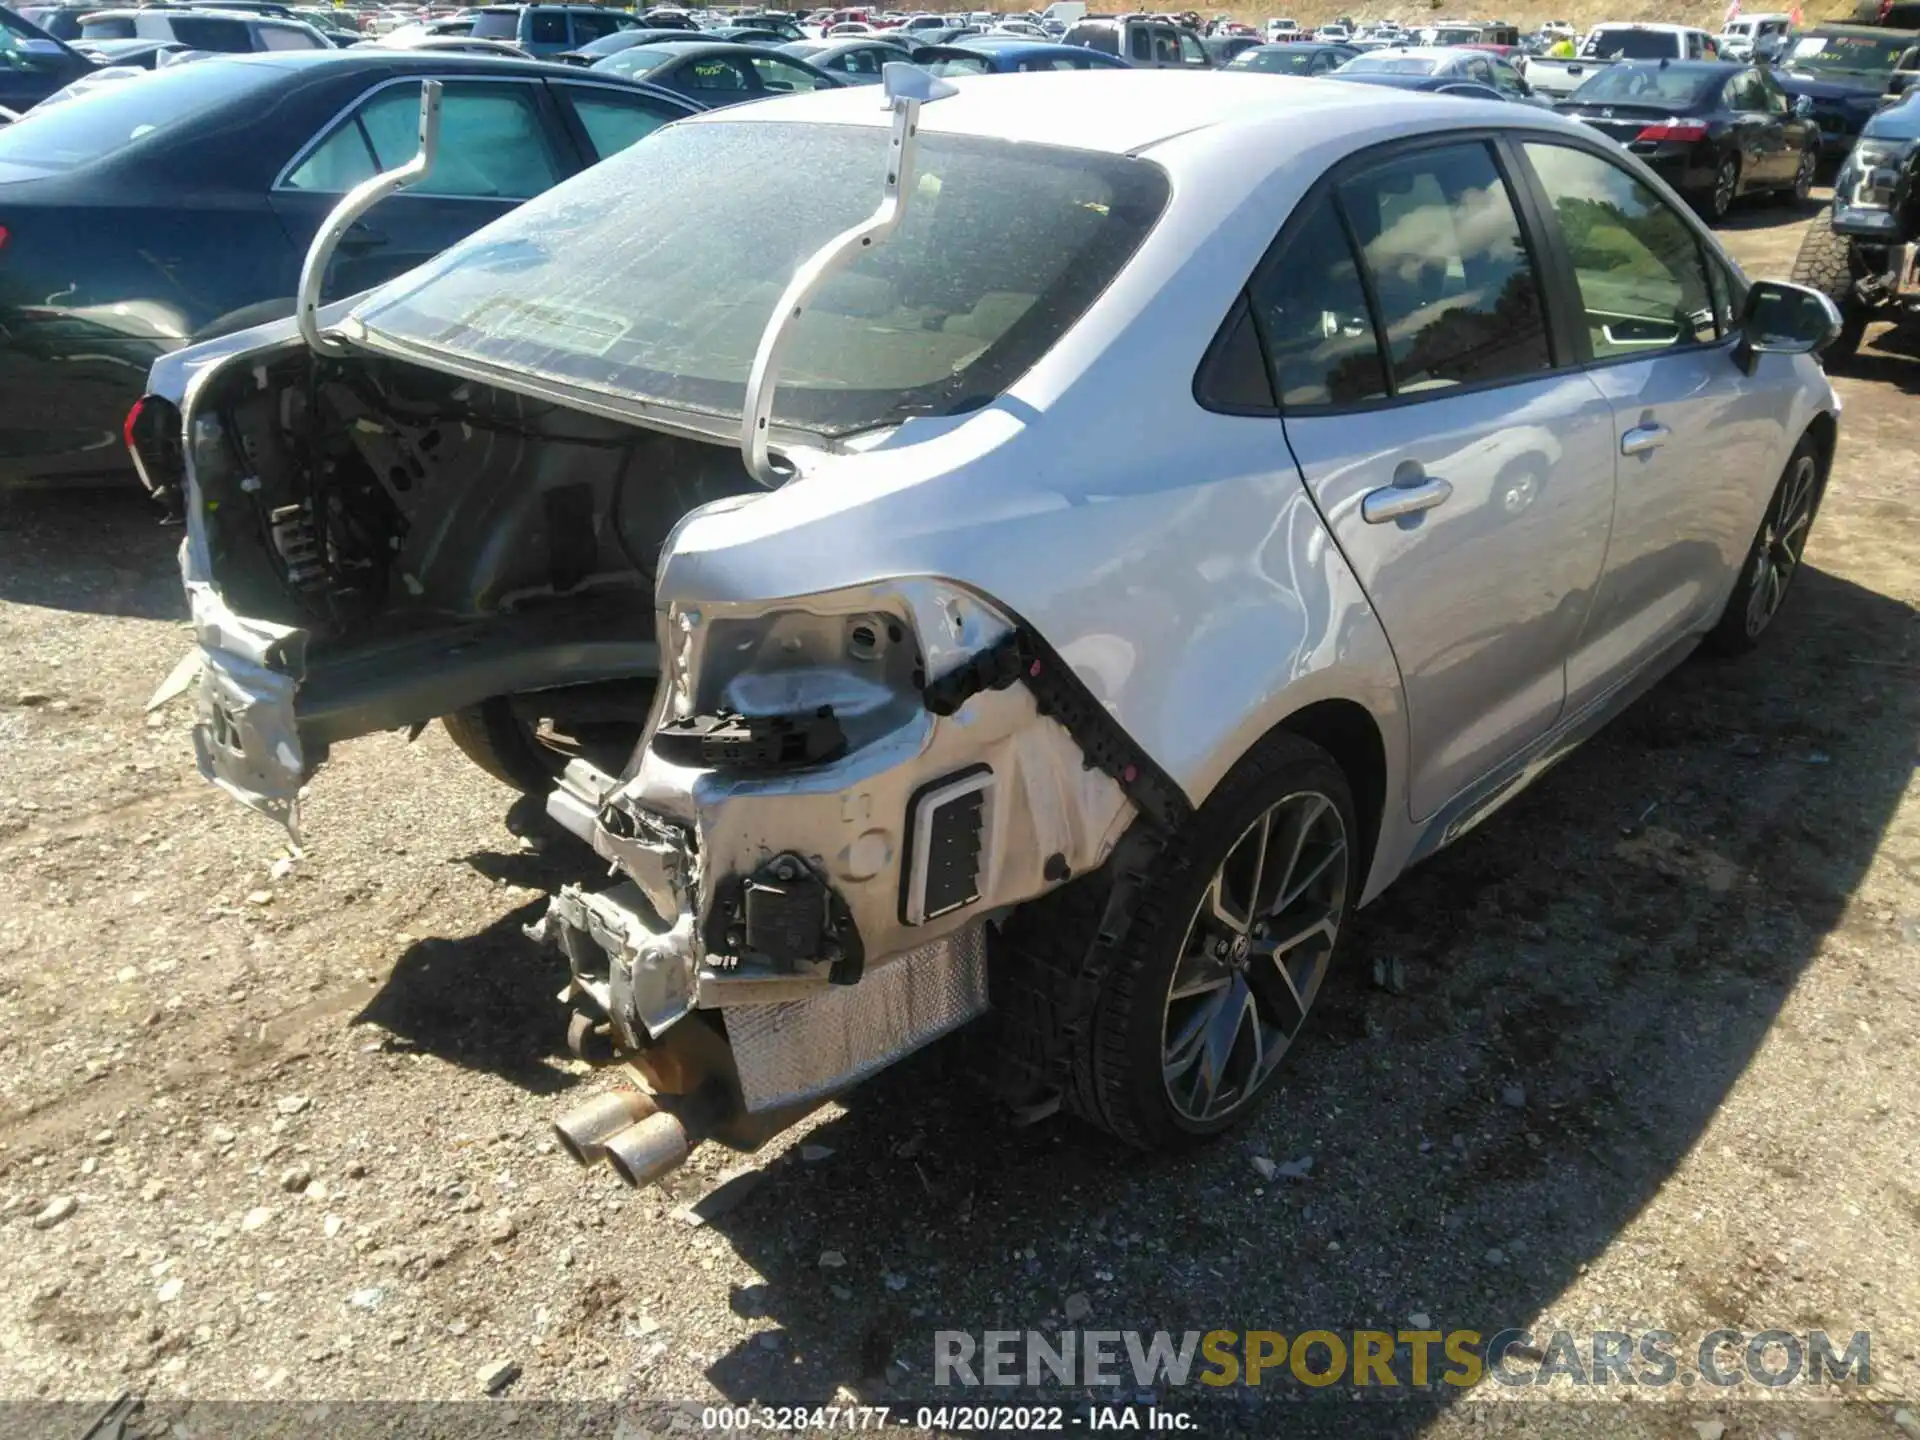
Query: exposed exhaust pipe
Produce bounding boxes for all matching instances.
[552,1088,657,1166]
[602,1110,692,1188]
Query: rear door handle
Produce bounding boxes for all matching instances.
[1621,423,1670,456]
[1361,476,1453,523]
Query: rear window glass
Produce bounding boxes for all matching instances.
[1582,29,1683,60]
[1343,53,1440,74]
[1064,20,1116,53]
[169,15,254,49]
[467,9,521,38]
[78,14,138,38]
[352,121,1170,437]
[0,56,274,171]
[1570,63,1718,103]
[1229,45,1318,73]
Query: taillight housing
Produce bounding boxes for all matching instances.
[124,394,185,503]
[1634,121,1710,142]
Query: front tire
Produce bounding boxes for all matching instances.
[441,699,569,794]
[1704,435,1824,656]
[1065,732,1357,1150]
[1784,145,1816,206]
[1789,213,1870,367]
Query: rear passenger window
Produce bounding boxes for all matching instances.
[169,15,252,50]
[1336,141,1550,393]
[571,10,621,40]
[529,10,567,43]
[1522,142,1719,359]
[1129,26,1151,60]
[1246,196,1387,407]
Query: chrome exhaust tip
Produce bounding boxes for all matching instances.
[602,1110,692,1188]
[552,1089,658,1167]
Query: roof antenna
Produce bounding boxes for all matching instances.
[296,79,443,357]
[738,63,957,488]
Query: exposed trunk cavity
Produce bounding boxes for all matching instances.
[190,347,761,768]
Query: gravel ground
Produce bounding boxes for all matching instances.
[0,200,1916,1439]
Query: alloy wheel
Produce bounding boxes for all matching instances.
[1714,157,1738,218]
[1794,148,1816,202]
[1161,790,1349,1124]
[1744,453,1818,638]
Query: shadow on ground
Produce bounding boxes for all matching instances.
[0,485,183,621]
[651,565,1915,1434]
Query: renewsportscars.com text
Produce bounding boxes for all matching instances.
[933,1328,1871,1391]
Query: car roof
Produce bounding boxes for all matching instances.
[681,66,1560,154]
[956,37,1090,55]
[179,47,683,80]
[616,39,778,56]
[1355,44,1465,60]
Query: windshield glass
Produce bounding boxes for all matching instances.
[352,120,1169,436]
[1582,29,1680,59]
[0,56,275,172]
[467,9,520,38]
[1228,45,1318,72]
[1432,27,1477,43]
[1783,32,1907,75]
[1342,53,1440,73]
[1568,62,1717,103]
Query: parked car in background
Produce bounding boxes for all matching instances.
[1,2,95,108]
[145,70,1843,1191]
[1334,44,1529,99]
[1201,31,1259,63]
[909,23,981,44]
[366,15,476,47]
[777,35,909,79]
[63,34,197,67]
[919,36,1128,71]
[1328,68,1509,101]
[1225,40,1356,74]
[1720,11,1790,59]
[1771,25,1920,159]
[1061,13,1210,66]
[554,25,715,63]
[731,12,807,39]
[1791,90,1920,363]
[0,50,700,487]
[1265,16,1302,40]
[589,39,837,103]
[75,7,332,51]
[289,6,362,45]
[1526,23,1720,100]
[705,25,793,45]
[1557,60,1818,219]
[465,4,639,57]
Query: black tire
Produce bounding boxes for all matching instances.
[1789,213,1870,367]
[1695,153,1740,223]
[1060,731,1359,1151]
[441,699,567,794]
[1704,433,1825,657]
[1782,144,1816,207]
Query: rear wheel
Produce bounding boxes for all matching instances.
[1785,145,1816,205]
[1062,732,1357,1150]
[1789,213,1870,367]
[1698,153,1740,222]
[1704,435,1824,656]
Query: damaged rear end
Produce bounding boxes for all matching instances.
[149,69,1182,1184]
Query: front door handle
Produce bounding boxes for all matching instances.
[1361,476,1453,523]
[1621,423,1670,456]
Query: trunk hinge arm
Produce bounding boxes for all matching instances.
[295,79,443,358]
[738,63,957,489]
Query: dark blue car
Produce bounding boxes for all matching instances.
[1,3,96,112]
[0,50,700,485]
[1223,41,1358,75]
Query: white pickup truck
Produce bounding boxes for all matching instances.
[1526,22,1723,100]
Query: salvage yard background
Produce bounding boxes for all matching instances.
[0,203,1916,1437]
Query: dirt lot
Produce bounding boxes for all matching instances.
[0,200,1916,1439]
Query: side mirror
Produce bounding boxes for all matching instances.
[1793,92,1812,116]
[1734,279,1842,373]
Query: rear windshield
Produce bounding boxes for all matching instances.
[1228,45,1319,72]
[1569,63,1717,103]
[1343,53,1439,73]
[0,56,275,172]
[78,14,138,37]
[352,120,1170,436]
[1063,20,1117,53]
[467,9,521,38]
[1582,29,1682,60]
